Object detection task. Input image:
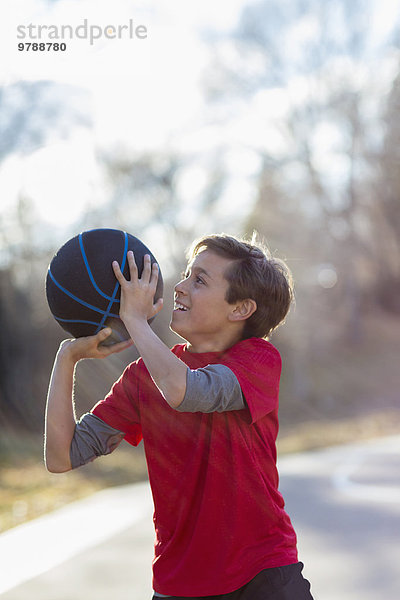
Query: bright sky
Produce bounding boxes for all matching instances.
[1,0,399,242]
[0,0,248,233]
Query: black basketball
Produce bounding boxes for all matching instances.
[46,228,163,345]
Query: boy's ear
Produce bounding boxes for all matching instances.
[229,299,257,322]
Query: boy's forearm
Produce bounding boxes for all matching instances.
[125,318,187,408]
[44,330,133,473]
[44,346,77,472]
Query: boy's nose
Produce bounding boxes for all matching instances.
[174,278,187,295]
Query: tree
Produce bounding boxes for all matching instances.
[372,69,400,314]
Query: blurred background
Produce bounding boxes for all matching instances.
[1,0,400,535]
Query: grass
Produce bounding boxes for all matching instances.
[277,408,400,454]
[0,434,148,534]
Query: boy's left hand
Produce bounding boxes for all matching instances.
[112,252,163,327]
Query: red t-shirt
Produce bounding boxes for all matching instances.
[92,337,298,596]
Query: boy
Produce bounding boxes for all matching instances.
[45,233,314,599]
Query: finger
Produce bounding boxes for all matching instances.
[96,327,112,344]
[141,254,152,282]
[98,336,133,356]
[92,327,112,354]
[153,297,164,315]
[105,338,134,354]
[112,260,125,284]
[127,251,138,281]
[149,261,159,290]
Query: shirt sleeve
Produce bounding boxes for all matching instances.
[70,413,125,469]
[91,361,143,446]
[175,364,245,413]
[221,339,282,423]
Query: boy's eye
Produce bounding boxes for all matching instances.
[181,269,205,284]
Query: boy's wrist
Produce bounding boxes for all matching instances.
[57,339,81,365]
[123,316,151,339]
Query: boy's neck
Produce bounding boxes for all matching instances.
[185,331,243,354]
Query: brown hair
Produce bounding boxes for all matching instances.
[188,233,294,339]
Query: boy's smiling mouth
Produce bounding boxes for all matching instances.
[174,301,189,311]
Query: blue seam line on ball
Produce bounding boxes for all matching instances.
[47,269,120,319]
[78,233,120,303]
[94,231,129,334]
[54,317,104,327]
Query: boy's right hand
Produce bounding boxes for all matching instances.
[58,328,133,363]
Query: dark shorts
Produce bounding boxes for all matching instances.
[152,562,314,600]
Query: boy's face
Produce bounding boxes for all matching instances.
[170,249,241,352]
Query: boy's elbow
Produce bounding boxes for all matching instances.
[159,378,186,410]
[44,455,72,473]
[164,388,185,410]
[169,397,184,410]
[45,462,72,474]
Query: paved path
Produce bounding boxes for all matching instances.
[1,435,399,599]
[0,482,155,599]
[278,434,400,599]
